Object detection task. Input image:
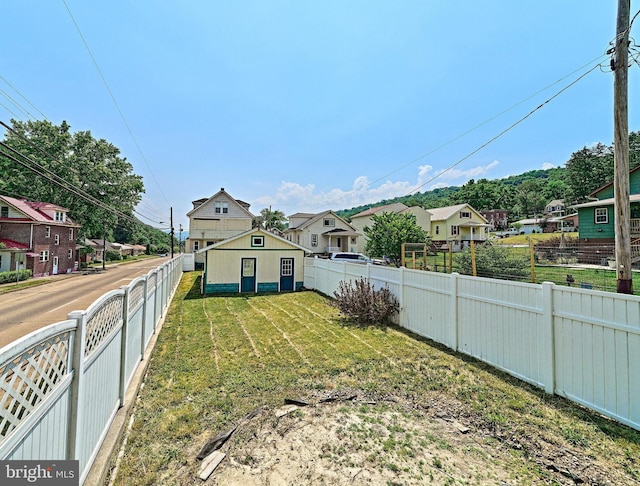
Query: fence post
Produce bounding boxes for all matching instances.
[141,276,148,357]
[398,266,406,327]
[450,273,459,350]
[119,285,130,407]
[66,310,86,461]
[541,282,556,394]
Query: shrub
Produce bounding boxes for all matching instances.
[0,269,32,284]
[105,250,122,261]
[331,277,399,325]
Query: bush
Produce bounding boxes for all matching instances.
[0,269,32,284]
[105,250,122,261]
[331,277,399,325]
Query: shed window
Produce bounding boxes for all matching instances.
[252,235,265,247]
[595,208,608,224]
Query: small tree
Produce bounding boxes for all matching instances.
[364,212,428,266]
[331,277,399,325]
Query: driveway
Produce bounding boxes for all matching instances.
[0,256,171,348]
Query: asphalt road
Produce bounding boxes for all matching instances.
[0,256,171,348]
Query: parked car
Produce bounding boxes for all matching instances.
[495,228,519,238]
[330,252,372,264]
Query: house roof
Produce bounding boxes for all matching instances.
[428,203,487,222]
[196,228,310,253]
[589,165,640,197]
[571,194,640,209]
[0,195,79,226]
[186,188,254,218]
[286,210,358,232]
[0,238,30,250]
[350,203,409,219]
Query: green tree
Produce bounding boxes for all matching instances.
[454,243,529,280]
[0,119,145,240]
[254,207,288,231]
[363,212,428,266]
[565,143,614,203]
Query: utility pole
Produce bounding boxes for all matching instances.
[170,207,175,259]
[179,224,183,253]
[613,0,632,293]
[102,221,106,271]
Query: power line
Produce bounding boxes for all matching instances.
[62,0,172,207]
[0,75,50,121]
[310,53,609,211]
[0,120,164,225]
[405,63,601,196]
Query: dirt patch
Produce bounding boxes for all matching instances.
[193,389,631,486]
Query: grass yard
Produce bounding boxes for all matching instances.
[110,272,640,485]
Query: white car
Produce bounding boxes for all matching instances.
[329,252,372,264]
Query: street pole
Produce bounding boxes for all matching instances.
[170,207,175,259]
[102,221,106,271]
[613,0,632,293]
[179,224,183,253]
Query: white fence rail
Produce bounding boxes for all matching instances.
[0,256,183,484]
[304,257,640,432]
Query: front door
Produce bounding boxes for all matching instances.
[336,237,342,251]
[241,258,256,293]
[52,256,59,275]
[280,258,294,291]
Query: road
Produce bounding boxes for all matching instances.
[0,257,170,348]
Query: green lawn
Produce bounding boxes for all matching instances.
[111,272,640,485]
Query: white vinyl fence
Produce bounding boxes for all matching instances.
[0,256,183,484]
[304,257,640,432]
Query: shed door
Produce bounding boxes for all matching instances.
[241,258,256,293]
[280,258,294,291]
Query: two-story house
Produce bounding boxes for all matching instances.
[349,203,432,253]
[428,203,489,251]
[284,210,361,254]
[186,188,254,268]
[0,195,81,276]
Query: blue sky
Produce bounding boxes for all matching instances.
[2,2,639,230]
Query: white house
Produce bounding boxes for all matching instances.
[284,210,361,255]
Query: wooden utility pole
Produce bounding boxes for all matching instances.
[614,0,632,293]
[170,207,175,259]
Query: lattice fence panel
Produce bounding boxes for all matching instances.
[147,274,157,296]
[85,294,124,357]
[129,280,146,313]
[0,333,71,445]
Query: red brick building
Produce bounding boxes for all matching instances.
[0,195,82,277]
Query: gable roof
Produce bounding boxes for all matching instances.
[286,210,357,232]
[428,203,486,222]
[196,228,310,253]
[0,238,30,250]
[186,188,254,218]
[350,202,409,219]
[0,195,79,226]
[589,165,640,198]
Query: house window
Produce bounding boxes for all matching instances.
[69,228,74,241]
[351,237,356,244]
[54,211,65,222]
[323,218,335,227]
[311,234,318,247]
[451,226,459,236]
[595,208,608,224]
[215,201,229,214]
[39,250,49,262]
[193,241,200,251]
[45,226,51,238]
[435,225,439,235]
[252,235,265,247]
[460,211,471,218]
[54,234,60,245]
[68,249,73,259]
[0,206,8,218]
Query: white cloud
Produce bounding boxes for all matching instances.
[255,160,501,213]
[542,162,555,170]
